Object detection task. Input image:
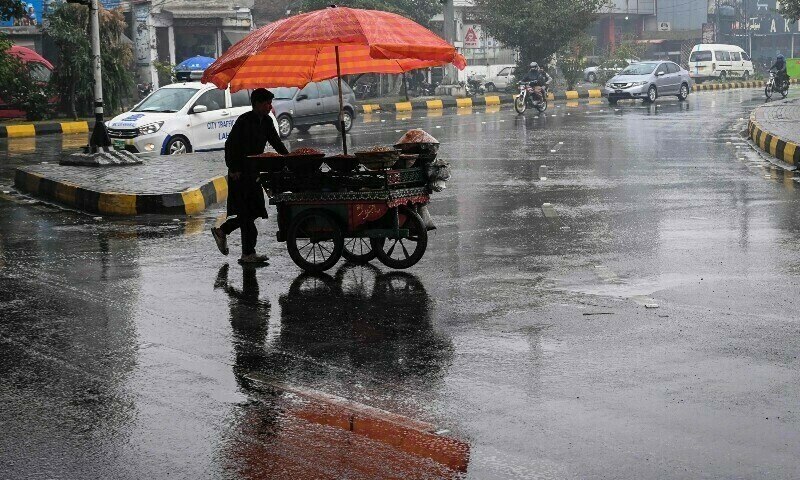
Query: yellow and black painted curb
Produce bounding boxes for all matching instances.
[0,121,90,139]
[748,114,800,166]
[13,168,228,216]
[692,78,799,92]
[356,79,800,114]
[356,89,604,113]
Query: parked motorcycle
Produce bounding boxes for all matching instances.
[514,82,548,113]
[466,76,486,96]
[765,69,789,100]
[355,80,378,99]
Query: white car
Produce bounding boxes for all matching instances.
[482,65,517,92]
[107,82,278,155]
[584,58,639,83]
[688,44,754,83]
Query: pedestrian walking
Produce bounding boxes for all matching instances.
[211,88,289,265]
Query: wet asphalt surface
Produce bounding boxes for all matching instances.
[2,89,800,479]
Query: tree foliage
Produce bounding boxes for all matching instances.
[474,0,607,72]
[300,0,442,28]
[558,34,595,90]
[0,0,25,22]
[44,2,134,119]
[0,33,55,120]
[780,0,800,21]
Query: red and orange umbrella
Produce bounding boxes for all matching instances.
[202,6,466,152]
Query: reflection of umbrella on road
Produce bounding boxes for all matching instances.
[202,6,466,153]
[175,56,216,81]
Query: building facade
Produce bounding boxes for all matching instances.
[127,0,253,87]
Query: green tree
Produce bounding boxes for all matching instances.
[558,34,595,90]
[44,2,134,119]
[300,0,442,28]
[474,0,607,72]
[0,0,25,22]
[780,0,800,21]
[0,0,55,121]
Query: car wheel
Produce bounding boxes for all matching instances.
[335,109,353,132]
[485,83,496,92]
[277,114,293,139]
[644,85,657,103]
[742,71,750,81]
[296,125,311,133]
[165,136,191,155]
[719,71,727,82]
[588,72,597,83]
[678,83,689,101]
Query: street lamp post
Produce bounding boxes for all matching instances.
[87,0,110,152]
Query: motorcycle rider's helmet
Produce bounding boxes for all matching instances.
[777,54,785,60]
[529,62,539,70]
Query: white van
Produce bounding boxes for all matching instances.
[688,44,754,82]
[107,82,279,155]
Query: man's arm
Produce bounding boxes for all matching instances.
[225,118,243,173]
[265,119,289,155]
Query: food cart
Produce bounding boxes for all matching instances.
[254,131,448,272]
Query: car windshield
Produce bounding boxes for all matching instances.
[620,63,658,75]
[133,88,199,113]
[272,87,299,100]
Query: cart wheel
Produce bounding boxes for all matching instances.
[342,237,377,264]
[371,206,428,269]
[287,209,344,273]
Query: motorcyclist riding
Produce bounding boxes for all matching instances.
[521,62,552,100]
[771,54,790,89]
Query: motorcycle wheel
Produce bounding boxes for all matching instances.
[514,95,527,114]
[535,96,548,112]
[765,82,773,99]
[780,83,789,98]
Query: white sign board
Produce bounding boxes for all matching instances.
[463,25,481,49]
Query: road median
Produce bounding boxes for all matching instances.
[14,152,228,215]
[748,98,800,166]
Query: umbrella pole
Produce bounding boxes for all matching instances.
[335,46,347,155]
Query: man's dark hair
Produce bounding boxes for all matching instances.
[251,88,274,106]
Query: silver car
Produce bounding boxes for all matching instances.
[270,79,357,138]
[604,61,692,105]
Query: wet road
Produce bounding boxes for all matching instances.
[2,89,800,479]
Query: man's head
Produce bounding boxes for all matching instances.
[777,54,785,61]
[530,62,539,71]
[251,88,274,115]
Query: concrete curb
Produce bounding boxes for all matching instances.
[358,80,800,113]
[748,112,800,166]
[0,121,90,139]
[692,78,799,92]
[13,167,228,215]
[357,90,604,113]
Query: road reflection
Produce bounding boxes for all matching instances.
[216,264,467,479]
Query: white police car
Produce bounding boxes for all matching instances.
[107,82,279,155]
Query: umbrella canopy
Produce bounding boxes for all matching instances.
[176,55,216,71]
[202,7,466,91]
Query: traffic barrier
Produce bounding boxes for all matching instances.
[14,167,228,215]
[748,113,800,166]
[0,120,90,139]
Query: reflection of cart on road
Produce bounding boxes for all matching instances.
[256,130,449,273]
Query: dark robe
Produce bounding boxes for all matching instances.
[224,110,289,217]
